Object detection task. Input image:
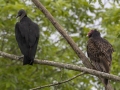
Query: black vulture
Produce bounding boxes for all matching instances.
[15,9,39,65]
[87,29,114,89]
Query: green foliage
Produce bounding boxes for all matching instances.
[0,0,120,90]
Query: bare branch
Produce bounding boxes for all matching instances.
[31,0,114,89]
[0,51,120,82]
[0,51,19,60]
[30,73,85,90]
[31,0,93,68]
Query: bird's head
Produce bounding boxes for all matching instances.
[87,29,100,38]
[16,9,27,20]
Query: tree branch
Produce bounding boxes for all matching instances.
[31,0,92,68]
[0,51,120,82]
[30,73,85,90]
[31,0,114,89]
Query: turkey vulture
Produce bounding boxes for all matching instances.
[15,9,39,65]
[87,29,113,87]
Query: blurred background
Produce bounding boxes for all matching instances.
[0,0,120,90]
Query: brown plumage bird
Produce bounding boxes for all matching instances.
[87,29,114,88]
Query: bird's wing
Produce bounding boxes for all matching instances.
[87,37,113,73]
[16,19,39,47]
[94,38,114,62]
[15,22,28,55]
[28,22,39,47]
[87,38,98,60]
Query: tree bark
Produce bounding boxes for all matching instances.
[31,0,115,90]
[0,51,120,82]
[31,0,92,68]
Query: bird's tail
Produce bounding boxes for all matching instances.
[92,61,114,90]
[23,55,34,65]
[104,78,109,90]
[99,77,114,90]
[104,78,108,86]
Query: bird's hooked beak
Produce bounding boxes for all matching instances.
[87,32,90,37]
[16,13,26,20]
[87,30,94,37]
[86,34,88,37]
[16,14,19,18]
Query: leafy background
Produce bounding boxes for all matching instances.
[0,0,120,90]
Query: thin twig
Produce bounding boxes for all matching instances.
[31,0,114,89]
[30,72,85,90]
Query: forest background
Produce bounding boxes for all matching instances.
[0,0,120,90]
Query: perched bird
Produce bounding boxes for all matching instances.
[15,9,39,65]
[87,29,113,88]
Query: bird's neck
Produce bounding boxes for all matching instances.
[20,16,28,21]
[91,33,101,38]
[20,14,27,21]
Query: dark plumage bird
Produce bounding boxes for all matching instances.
[87,29,113,88]
[15,9,39,65]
